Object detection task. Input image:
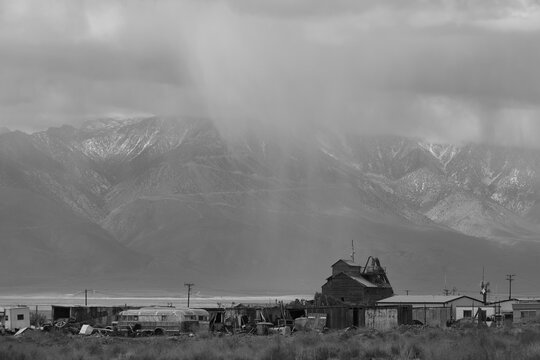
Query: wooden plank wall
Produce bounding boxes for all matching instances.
[412,307,451,327]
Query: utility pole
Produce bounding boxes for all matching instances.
[480,267,490,305]
[443,273,450,296]
[350,240,355,263]
[184,283,194,308]
[506,274,515,300]
[85,289,88,306]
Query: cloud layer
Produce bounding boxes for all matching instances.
[1,0,540,146]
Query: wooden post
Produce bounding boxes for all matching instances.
[184,283,194,308]
[506,274,515,300]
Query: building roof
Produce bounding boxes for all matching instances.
[120,307,209,316]
[331,259,362,267]
[0,306,29,311]
[515,298,540,303]
[377,295,482,304]
[326,272,379,287]
[487,298,518,305]
[326,270,392,289]
[349,275,378,288]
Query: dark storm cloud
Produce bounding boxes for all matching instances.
[0,0,201,131]
[1,0,540,146]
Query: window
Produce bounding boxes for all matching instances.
[521,311,537,320]
[463,310,472,318]
[161,315,167,321]
[4,316,7,321]
[17,314,24,321]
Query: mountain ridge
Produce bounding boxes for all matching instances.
[1,116,540,295]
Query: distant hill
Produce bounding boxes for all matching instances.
[1,117,539,296]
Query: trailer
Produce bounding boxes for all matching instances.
[117,307,210,335]
[0,307,30,332]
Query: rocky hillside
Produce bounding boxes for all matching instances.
[1,117,539,295]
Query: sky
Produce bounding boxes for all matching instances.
[1,0,540,146]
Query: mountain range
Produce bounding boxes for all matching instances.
[1,116,539,297]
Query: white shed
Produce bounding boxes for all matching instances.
[0,306,31,331]
[455,306,495,321]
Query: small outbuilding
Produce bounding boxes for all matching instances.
[455,306,495,321]
[489,299,516,325]
[52,305,126,327]
[0,306,30,331]
[512,299,540,324]
[377,295,484,326]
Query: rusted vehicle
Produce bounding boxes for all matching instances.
[117,307,209,336]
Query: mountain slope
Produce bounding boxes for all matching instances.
[1,117,540,294]
[0,187,145,288]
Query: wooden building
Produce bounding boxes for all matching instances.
[52,305,127,327]
[365,305,412,331]
[321,257,394,305]
[377,295,484,324]
[489,299,516,325]
[302,304,412,330]
[512,299,540,324]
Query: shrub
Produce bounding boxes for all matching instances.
[519,329,538,345]
[259,337,295,360]
[30,312,48,327]
[363,344,390,359]
[4,326,540,360]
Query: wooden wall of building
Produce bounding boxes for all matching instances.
[365,306,412,331]
[303,305,411,330]
[332,262,362,276]
[513,302,540,324]
[322,273,393,305]
[306,306,365,329]
[412,307,451,327]
[52,306,126,327]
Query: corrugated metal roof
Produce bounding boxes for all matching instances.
[0,306,29,311]
[349,275,378,288]
[515,298,540,303]
[377,295,469,304]
[120,307,209,316]
[332,259,362,267]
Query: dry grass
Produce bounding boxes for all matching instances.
[2,325,540,360]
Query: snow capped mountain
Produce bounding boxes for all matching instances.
[2,116,540,293]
